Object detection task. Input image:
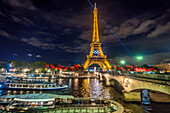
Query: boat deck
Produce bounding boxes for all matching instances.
[0,94,124,113]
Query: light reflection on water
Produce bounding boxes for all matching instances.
[1,78,169,113]
[80,78,111,99]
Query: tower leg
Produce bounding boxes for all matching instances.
[83,59,90,71]
[103,60,112,71]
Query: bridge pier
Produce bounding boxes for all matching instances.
[105,76,111,86]
[96,74,99,78]
[99,74,103,81]
[106,79,110,86]
[99,77,103,81]
[122,91,141,102]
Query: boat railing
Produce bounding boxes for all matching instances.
[5,83,61,88]
[58,104,106,108]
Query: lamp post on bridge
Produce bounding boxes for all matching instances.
[120,60,126,74]
[137,56,143,72]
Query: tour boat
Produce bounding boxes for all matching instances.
[0,93,124,113]
[0,82,68,90]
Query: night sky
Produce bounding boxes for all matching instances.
[0,0,170,65]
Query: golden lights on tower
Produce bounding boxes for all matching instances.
[83,3,112,71]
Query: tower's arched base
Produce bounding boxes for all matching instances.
[83,58,112,71]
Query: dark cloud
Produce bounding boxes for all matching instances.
[147,22,170,38]
[11,15,36,27]
[21,37,57,50]
[13,53,18,56]
[102,10,170,40]
[36,55,41,57]
[78,30,92,42]
[20,37,88,53]
[0,30,11,38]
[3,0,37,10]
[133,20,155,35]
[27,54,32,57]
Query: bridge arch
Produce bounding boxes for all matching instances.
[109,78,125,92]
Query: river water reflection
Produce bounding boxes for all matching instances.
[0,78,169,113]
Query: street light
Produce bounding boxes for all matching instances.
[120,60,126,74]
[137,56,143,60]
[120,60,126,65]
[136,56,143,72]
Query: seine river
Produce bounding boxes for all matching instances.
[0,78,169,113]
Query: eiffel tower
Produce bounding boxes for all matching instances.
[83,3,112,71]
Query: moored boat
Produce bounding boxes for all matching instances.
[0,93,124,113]
[0,82,68,90]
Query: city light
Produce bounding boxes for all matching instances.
[35,69,39,73]
[47,69,51,72]
[136,56,143,72]
[23,68,28,72]
[137,56,143,60]
[120,60,126,65]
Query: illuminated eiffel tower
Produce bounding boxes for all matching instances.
[83,3,112,71]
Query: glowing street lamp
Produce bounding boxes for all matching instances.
[137,56,143,60]
[120,60,126,73]
[120,60,126,65]
[136,56,143,72]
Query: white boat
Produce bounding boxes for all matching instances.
[1,82,68,90]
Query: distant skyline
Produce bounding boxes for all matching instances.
[0,0,170,65]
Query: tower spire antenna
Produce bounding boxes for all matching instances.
[94,3,97,10]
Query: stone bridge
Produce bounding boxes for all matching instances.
[95,73,170,102]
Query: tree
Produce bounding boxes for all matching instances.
[74,67,78,72]
[11,60,29,69]
[79,66,84,71]
[33,61,48,70]
[141,64,150,69]
[0,62,8,69]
